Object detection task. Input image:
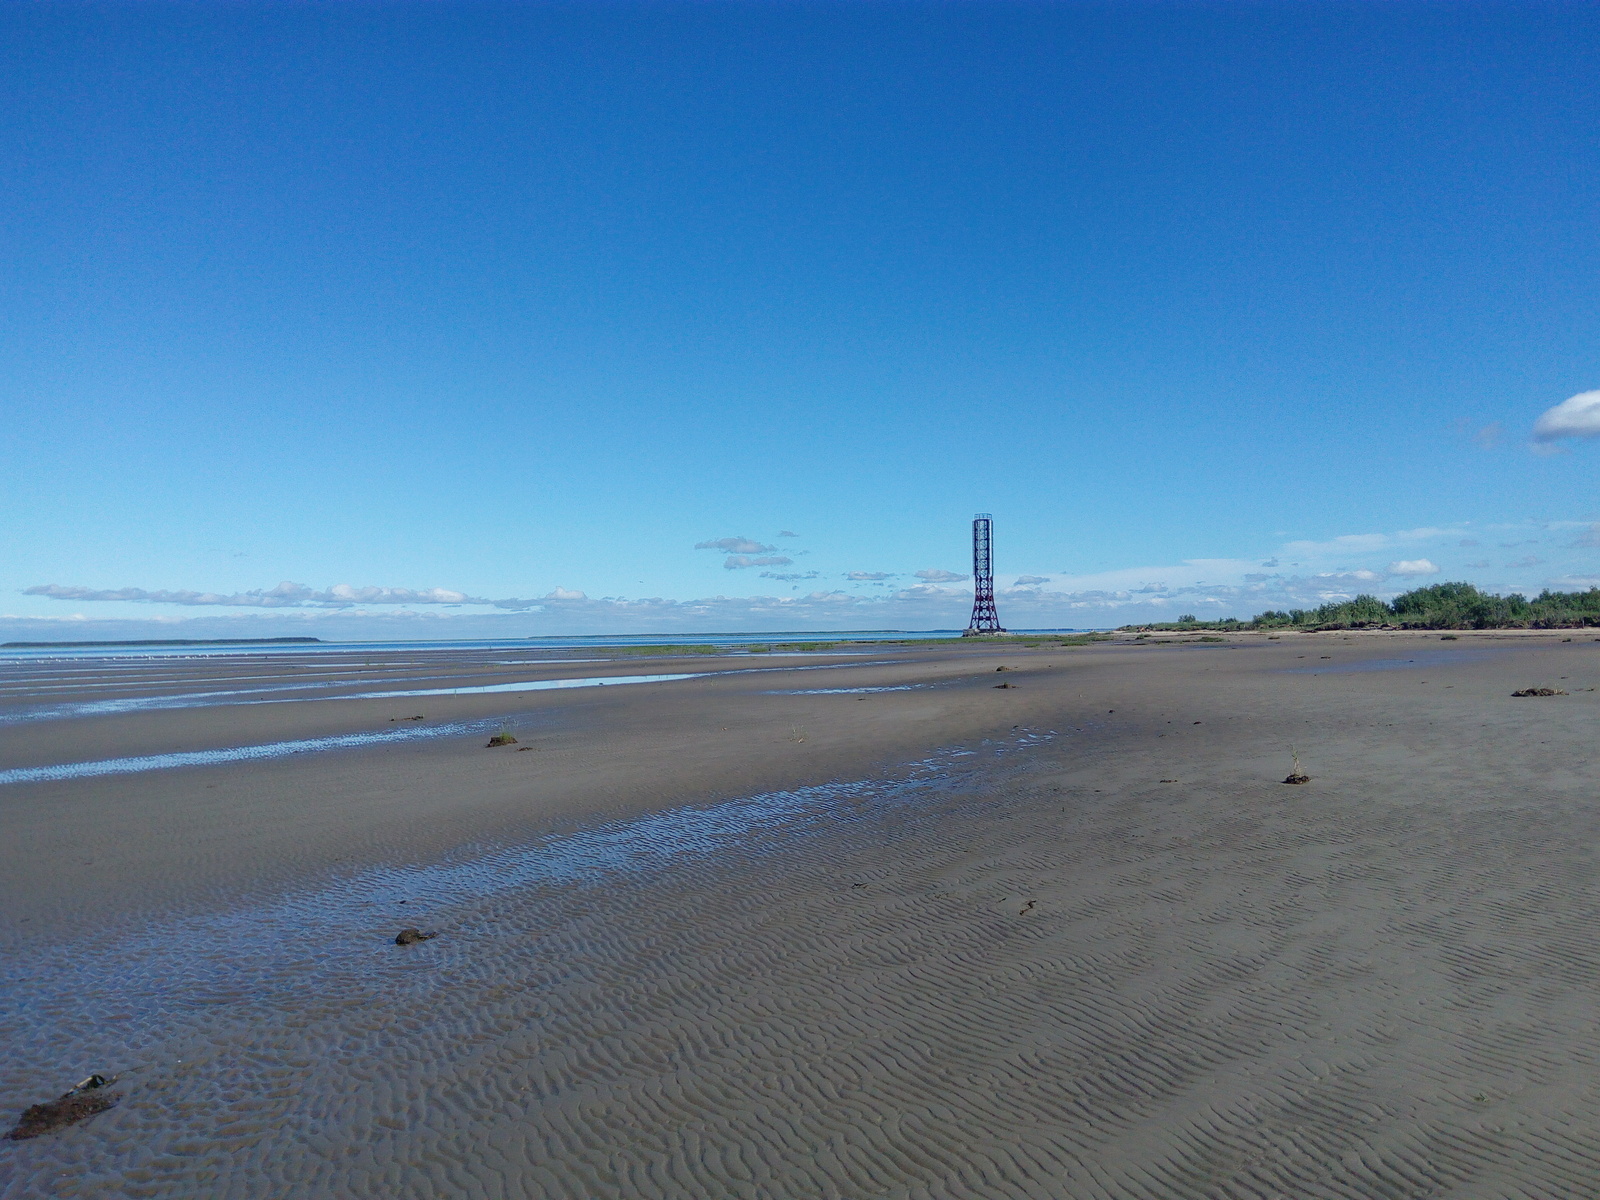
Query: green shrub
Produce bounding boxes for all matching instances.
[1119,582,1600,633]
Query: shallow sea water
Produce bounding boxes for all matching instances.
[1281,647,1503,674]
[0,718,509,785]
[0,659,900,728]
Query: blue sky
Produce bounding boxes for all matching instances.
[3,1,1598,638]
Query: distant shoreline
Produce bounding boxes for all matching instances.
[2,637,324,648]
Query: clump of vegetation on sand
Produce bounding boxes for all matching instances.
[1121,583,1600,633]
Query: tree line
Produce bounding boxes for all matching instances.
[1127,582,1600,631]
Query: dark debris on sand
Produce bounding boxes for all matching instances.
[395,928,438,946]
[1283,773,1311,785]
[7,1076,118,1140]
[1511,687,1566,697]
[486,733,518,747]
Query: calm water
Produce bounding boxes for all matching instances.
[0,629,1090,662]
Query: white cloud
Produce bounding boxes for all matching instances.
[32,513,1599,641]
[8,560,1570,643]
[1282,532,1393,556]
[24,581,492,609]
[21,581,630,614]
[1386,559,1440,577]
[696,536,776,554]
[1533,391,1600,441]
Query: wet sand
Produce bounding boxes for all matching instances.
[4,632,1600,1197]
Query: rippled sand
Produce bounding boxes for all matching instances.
[5,632,1600,1197]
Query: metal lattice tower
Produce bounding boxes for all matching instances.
[963,513,1005,636]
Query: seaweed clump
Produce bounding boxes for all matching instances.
[1283,746,1310,785]
[6,1076,118,1140]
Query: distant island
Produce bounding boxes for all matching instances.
[1121,582,1600,633]
[2,637,324,649]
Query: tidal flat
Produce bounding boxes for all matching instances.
[3,633,1599,1198]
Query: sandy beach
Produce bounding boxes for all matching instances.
[4,631,1600,1197]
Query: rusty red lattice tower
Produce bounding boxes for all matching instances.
[963,512,1005,636]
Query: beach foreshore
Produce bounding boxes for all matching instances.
[3,640,1114,932]
[4,632,1600,1197]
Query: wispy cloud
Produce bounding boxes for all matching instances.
[1386,559,1440,577]
[1455,417,1504,449]
[24,582,492,609]
[777,530,799,539]
[21,580,623,614]
[1533,390,1600,441]
[696,536,776,554]
[1280,527,1456,558]
[17,556,1596,644]
[29,515,1596,639]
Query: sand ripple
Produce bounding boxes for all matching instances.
[6,725,1600,1197]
